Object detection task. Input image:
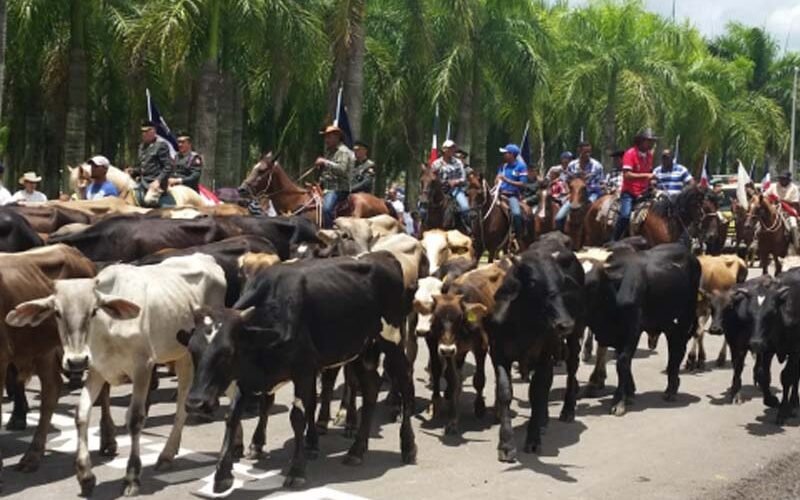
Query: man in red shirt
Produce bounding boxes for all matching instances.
[613,128,658,240]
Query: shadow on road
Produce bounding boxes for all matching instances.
[575,390,701,417]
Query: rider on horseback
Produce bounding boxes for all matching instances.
[555,141,604,232]
[613,128,658,241]
[315,125,355,228]
[431,139,471,232]
[765,170,800,249]
[495,144,528,241]
[132,120,174,207]
[351,141,376,194]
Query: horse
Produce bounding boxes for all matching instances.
[583,194,616,246]
[748,194,789,276]
[419,165,454,231]
[637,187,706,246]
[732,198,756,265]
[698,197,730,256]
[533,186,558,238]
[564,177,589,249]
[239,152,394,225]
[68,163,205,208]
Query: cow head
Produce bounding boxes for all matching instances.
[413,277,443,336]
[748,285,784,353]
[5,279,140,375]
[429,293,487,358]
[178,306,256,415]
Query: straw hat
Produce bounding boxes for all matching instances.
[320,125,343,136]
[19,171,42,185]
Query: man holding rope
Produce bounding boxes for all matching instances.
[495,143,528,245]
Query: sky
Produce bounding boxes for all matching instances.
[570,0,800,53]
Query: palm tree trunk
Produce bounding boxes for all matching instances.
[215,71,234,187]
[603,73,618,167]
[344,0,366,140]
[0,0,7,125]
[197,0,221,188]
[231,85,244,182]
[63,0,87,193]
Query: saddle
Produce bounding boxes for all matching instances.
[334,195,356,217]
[596,193,652,234]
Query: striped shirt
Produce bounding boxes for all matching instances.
[432,157,466,185]
[565,158,605,198]
[653,164,692,197]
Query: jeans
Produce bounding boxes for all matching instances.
[451,187,470,214]
[323,191,347,229]
[555,192,599,229]
[507,195,522,235]
[613,192,635,241]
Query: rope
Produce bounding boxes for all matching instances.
[483,184,500,222]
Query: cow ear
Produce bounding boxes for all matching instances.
[431,294,443,309]
[98,294,140,320]
[6,296,57,328]
[239,306,256,323]
[176,329,193,347]
[464,303,488,325]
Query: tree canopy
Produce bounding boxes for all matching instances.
[1,0,798,199]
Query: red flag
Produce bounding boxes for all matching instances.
[198,184,221,206]
[761,172,771,190]
[699,153,709,188]
[428,104,439,166]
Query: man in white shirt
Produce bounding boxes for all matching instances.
[766,170,800,249]
[0,163,11,205]
[11,172,48,203]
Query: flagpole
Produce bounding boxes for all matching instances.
[146,88,153,121]
[521,120,530,147]
[674,134,680,163]
[334,85,344,126]
[790,66,798,179]
[580,127,584,143]
[446,120,451,142]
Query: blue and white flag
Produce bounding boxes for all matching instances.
[333,86,354,149]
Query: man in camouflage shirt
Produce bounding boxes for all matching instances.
[431,139,471,231]
[350,141,375,194]
[315,125,355,228]
[133,120,174,206]
[169,134,203,191]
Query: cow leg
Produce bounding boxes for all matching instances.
[75,370,106,497]
[213,388,249,493]
[344,348,380,466]
[776,355,799,425]
[611,342,637,416]
[341,363,359,437]
[381,339,417,464]
[317,367,339,434]
[427,335,444,417]
[664,332,689,402]
[697,329,707,371]
[443,355,463,435]
[525,354,552,454]
[755,352,779,408]
[560,333,580,423]
[582,329,594,363]
[729,343,747,404]
[583,345,608,398]
[285,375,316,487]
[304,378,320,460]
[247,394,274,459]
[686,331,699,371]
[473,347,487,419]
[122,363,154,497]
[156,355,193,470]
[405,314,419,366]
[6,364,28,431]
[716,341,728,367]
[18,353,61,472]
[98,383,118,456]
[495,361,516,462]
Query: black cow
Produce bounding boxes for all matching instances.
[708,275,777,405]
[178,254,417,492]
[135,235,277,306]
[748,269,800,424]
[488,240,586,461]
[224,215,321,259]
[0,207,43,252]
[584,243,701,416]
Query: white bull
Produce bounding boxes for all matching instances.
[421,229,474,275]
[6,254,226,497]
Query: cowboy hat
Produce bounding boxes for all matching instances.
[320,125,343,136]
[635,128,659,141]
[19,172,42,184]
[441,139,456,149]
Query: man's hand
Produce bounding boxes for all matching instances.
[314,157,327,168]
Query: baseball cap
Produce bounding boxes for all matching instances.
[499,144,521,156]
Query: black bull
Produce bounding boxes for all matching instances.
[178,253,417,492]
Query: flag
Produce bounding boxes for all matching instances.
[333,86,353,148]
[699,153,709,188]
[762,171,771,190]
[673,134,680,164]
[736,160,751,210]
[146,89,177,158]
[428,103,440,166]
[520,121,531,167]
[749,159,756,181]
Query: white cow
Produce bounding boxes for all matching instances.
[421,229,474,275]
[6,254,226,497]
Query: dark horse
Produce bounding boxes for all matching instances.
[419,165,471,233]
[239,152,394,224]
[564,177,589,249]
[748,193,789,276]
[698,197,730,256]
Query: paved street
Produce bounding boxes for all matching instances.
[4,315,800,500]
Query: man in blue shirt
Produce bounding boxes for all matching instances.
[653,149,693,199]
[496,143,528,239]
[86,156,119,200]
[555,141,604,231]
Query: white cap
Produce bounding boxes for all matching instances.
[89,155,110,168]
[441,139,456,149]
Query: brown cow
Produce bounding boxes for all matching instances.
[427,263,508,435]
[688,255,748,370]
[4,204,94,234]
[0,247,114,488]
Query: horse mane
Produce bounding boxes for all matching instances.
[650,185,701,219]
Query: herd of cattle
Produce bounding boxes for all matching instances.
[1,199,799,496]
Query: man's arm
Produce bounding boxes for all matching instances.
[156,142,174,184]
[177,155,203,187]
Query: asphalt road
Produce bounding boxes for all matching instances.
[3,270,800,500]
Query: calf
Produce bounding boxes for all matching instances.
[180,255,417,492]
[708,276,776,405]
[584,243,701,416]
[689,255,748,370]
[489,240,586,460]
[427,264,506,434]
[748,269,800,424]
[7,254,226,496]
[421,229,474,274]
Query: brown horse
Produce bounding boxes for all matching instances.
[564,177,589,249]
[698,198,730,256]
[418,165,472,233]
[732,199,756,265]
[239,152,394,224]
[637,187,706,246]
[583,194,616,246]
[748,194,789,275]
[533,187,558,238]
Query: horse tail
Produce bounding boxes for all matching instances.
[383,200,399,219]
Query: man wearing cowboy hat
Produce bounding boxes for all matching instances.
[431,139,471,231]
[315,125,355,228]
[0,163,11,205]
[132,120,174,206]
[350,141,376,194]
[613,128,658,241]
[170,134,203,191]
[11,172,47,203]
